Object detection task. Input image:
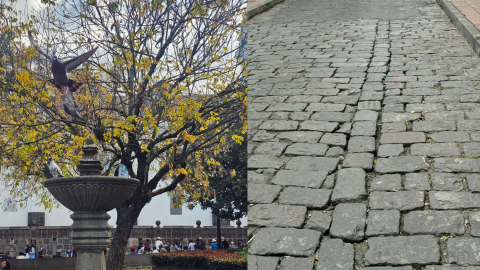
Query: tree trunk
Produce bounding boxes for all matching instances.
[106,201,144,270]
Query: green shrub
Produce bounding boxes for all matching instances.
[151,250,246,270]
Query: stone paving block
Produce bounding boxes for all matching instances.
[381,122,406,133]
[248,171,269,184]
[299,121,338,132]
[266,103,308,112]
[364,235,440,265]
[326,147,344,158]
[248,184,282,204]
[322,96,359,105]
[276,131,323,143]
[336,122,352,133]
[278,187,331,209]
[410,143,461,157]
[431,173,463,191]
[343,153,374,169]
[369,191,424,211]
[380,132,425,144]
[466,111,480,119]
[448,103,480,111]
[311,112,353,122]
[429,191,480,209]
[360,91,384,101]
[382,113,422,123]
[383,103,404,112]
[363,82,384,91]
[467,174,480,192]
[424,111,464,121]
[383,96,422,104]
[402,88,439,95]
[305,211,331,233]
[271,170,328,188]
[259,120,299,131]
[348,136,375,153]
[306,103,346,112]
[458,120,480,131]
[248,155,284,169]
[377,144,404,157]
[470,211,480,237]
[284,143,329,156]
[317,239,354,270]
[375,156,429,173]
[403,210,464,236]
[279,257,315,270]
[424,95,459,103]
[463,143,480,156]
[370,174,402,191]
[404,173,430,190]
[330,203,366,241]
[249,204,307,228]
[426,266,480,270]
[290,112,313,121]
[359,267,413,270]
[448,238,480,265]
[331,168,367,203]
[471,132,480,142]
[248,256,279,270]
[460,94,480,103]
[366,209,400,237]
[252,130,277,142]
[320,133,347,146]
[250,228,321,256]
[354,110,378,121]
[429,131,470,143]
[351,121,377,136]
[412,121,457,132]
[358,101,382,111]
[254,142,289,156]
[405,103,445,112]
[434,158,480,172]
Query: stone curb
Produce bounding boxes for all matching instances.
[248,0,285,19]
[437,0,480,56]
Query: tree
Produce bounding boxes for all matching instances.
[0,0,246,269]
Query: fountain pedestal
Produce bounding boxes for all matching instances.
[44,139,139,270]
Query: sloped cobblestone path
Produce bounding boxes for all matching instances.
[248,0,480,269]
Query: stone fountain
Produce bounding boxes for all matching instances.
[44,138,139,270]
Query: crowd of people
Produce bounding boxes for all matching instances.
[128,237,245,254]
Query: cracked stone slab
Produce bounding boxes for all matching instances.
[305,211,331,233]
[317,239,354,270]
[248,256,279,270]
[410,143,461,157]
[369,191,424,211]
[278,187,331,209]
[249,228,321,256]
[279,257,315,270]
[330,203,366,241]
[248,184,282,204]
[447,238,480,265]
[364,235,440,265]
[366,209,400,237]
[375,156,429,173]
[249,204,307,228]
[403,210,464,236]
[271,170,328,188]
[331,168,367,203]
[285,156,339,172]
[429,191,480,209]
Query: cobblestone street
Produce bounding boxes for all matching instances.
[247,0,480,268]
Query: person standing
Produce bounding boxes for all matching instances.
[197,237,205,250]
[1,260,11,270]
[155,237,163,251]
[221,237,229,249]
[211,239,218,250]
[1,252,11,259]
[188,240,195,251]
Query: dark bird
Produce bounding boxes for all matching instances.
[44,157,63,179]
[28,31,98,92]
[61,87,84,119]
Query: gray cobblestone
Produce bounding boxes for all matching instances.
[249,204,307,228]
[272,170,328,188]
[278,187,331,209]
[412,121,457,132]
[285,156,339,172]
[366,209,400,236]
[369,191,424,211]
[248,184,282,204]
[284,143,329,156]
[332,168,367,203]
[403,210,464,236]
[447,238,480,265]
[348,136,375,153]
[410,143,461,157]
[370,174,402,191]
[317,239,354,270]
[305,211,332,233]
[250,228,321,256]
[429,191,480,209]
[343,153,374,169]
[330,203,366,241]
[351,121,377,136]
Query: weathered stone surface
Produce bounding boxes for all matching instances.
[248,184,282,204]
[320,133,347,146]
[360,91,384,101]
[383,96,422,104]
[404,173,431,190]
[431,173,463,191]
[267,103,308,112]
[382,113,421,123]
[300,121,338,132]
[306,103,345,112]
[429,131,470,142]
[259,120,299,131]
[424,111,464,121]
[305,211,331,233]
[405,103,445,112]
[366,209,400,236]
[285,157,339,172]
[447,238,480,265]
[330,203,366,241]
[470,211,480,237]
[248,155,284,169]
[384,103,404,112]
[336,122,352,134]
[380,132,425,144]
[370,174,402,191]
[248,256,279,270]
[272,170,328,188]
[430,191,480,209]
[278,187,331,209]
[358,101,381,111]
[317,239,354,270]
[248,171,269,184]
[348,136,375,153]
[426,266,480,270]
[463,143,480,156]
[250,228,321,256]
[351,121,377,136]
[359,267,413,270]
[403,210,464,236]
[343,153,374,169]
[326,146,344,157]
[284,143,329,156]
[434,158,480,172]
[364,236,440,265]
[467,174,480,191]
[412,121,457,132]
[377,144,404,157]
[279,257,315,270]
[381,122,406,133]
[254,142,289,156]
[249,204,307,228]
[354,110,378,121]
[311,112,353,122]
[277,131,323,143]
[375,156,429,173]
[322,96,359,105]
[369,191,424,211]
[331,168,367,203]
[458,120,480,131]
[410,143,461,157]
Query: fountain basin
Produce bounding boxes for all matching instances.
[44,176,139,211]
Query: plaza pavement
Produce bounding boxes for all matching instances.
[247,0,480,269]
